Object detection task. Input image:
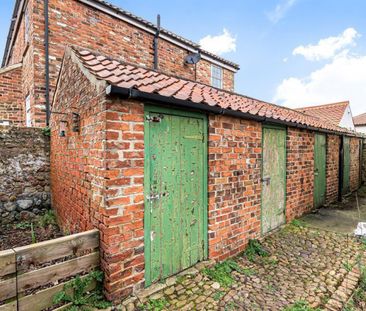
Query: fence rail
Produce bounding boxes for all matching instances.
[0,229,100,311]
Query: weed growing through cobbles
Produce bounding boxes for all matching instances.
[244,239,269,262]
[283,300,321,311]
[202,259,254,287]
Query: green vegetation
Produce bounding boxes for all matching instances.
[290,219,307,228]
[53,270,111,310]
[42,127,51,137]
[343,261,353,272]
[15,221,32,229]
[141,298,168,311]
[30,222,37,244]
[244,239,269,262]
[283,301,321,311]
[202,259,249,287]
[213,291,225,301]
[224,301,238,311]
[38,209,57,228]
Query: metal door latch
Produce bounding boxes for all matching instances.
[146,192,169,201]
[261,177,271,185]
[146,114,163,122]
[146,193,161,201]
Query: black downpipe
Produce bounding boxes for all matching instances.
[153,15,160,70]
[338,136,344,201]
[44,0,50,126]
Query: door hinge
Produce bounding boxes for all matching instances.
[146,114,163,122]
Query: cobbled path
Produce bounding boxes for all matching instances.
[121,224,364,311]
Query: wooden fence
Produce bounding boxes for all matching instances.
[0,229,100,311]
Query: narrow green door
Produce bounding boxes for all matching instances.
[342,136,350,194]
[261,125,287,234]
[314,134,327,208]
[144,106,208,286]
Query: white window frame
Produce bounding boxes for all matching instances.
[25,95,32,127]
[211,65,223,89]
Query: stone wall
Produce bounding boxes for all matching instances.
[0,126,50,224]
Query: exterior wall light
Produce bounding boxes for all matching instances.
[59,120,68,137]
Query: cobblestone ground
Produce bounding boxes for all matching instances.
[121,224,364,311]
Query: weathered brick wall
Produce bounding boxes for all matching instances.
[350,137,361,192]
[50,50,107,233]
[102,98,145,299]
[326,134,340,203]
[50,51,144,300]
[7,0,235,127]
[0,126,50,224]
[0,64,24,126]
[208,116,262,261]
[286,128,314,221]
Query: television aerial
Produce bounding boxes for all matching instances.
[185,52,201,65]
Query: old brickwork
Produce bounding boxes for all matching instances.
[50,51,145,299]
[350,137,361,192]
[6,0,236,127]
[326,134,340,203]
[208,116,262,261]
[50,51,107,233]
[51,52,257,299]
[51,50,364,301]
[363,139,366,183]
[0,64,24,126]
[0,126,50,224]
[286,128,314,221]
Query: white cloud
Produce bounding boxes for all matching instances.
[199,28,236,55]
[267,0,298,24]
[293,28,359,61]
[273,53,366,115]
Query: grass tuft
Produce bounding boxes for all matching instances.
[244,239,269,262]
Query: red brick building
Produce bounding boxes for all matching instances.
[1,0,239,127]
[51,47,363,301]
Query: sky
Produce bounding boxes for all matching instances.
[1,0,366,115]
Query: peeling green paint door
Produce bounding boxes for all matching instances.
[314,134,327,208]
[261,126,286,234]
[342,137,351,194]
[144,106,207,286]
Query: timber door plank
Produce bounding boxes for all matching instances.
[144,107,207,286]
[314,134,327,208]
[261,126,286,234]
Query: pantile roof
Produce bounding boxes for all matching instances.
[295,101,349,126]
[353,113,366,126]
[71,48,360,136]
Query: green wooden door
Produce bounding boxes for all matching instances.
[144,106,208,286]
[314,134,327,208]
[261,126,287,234]
[343,136,350,194]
